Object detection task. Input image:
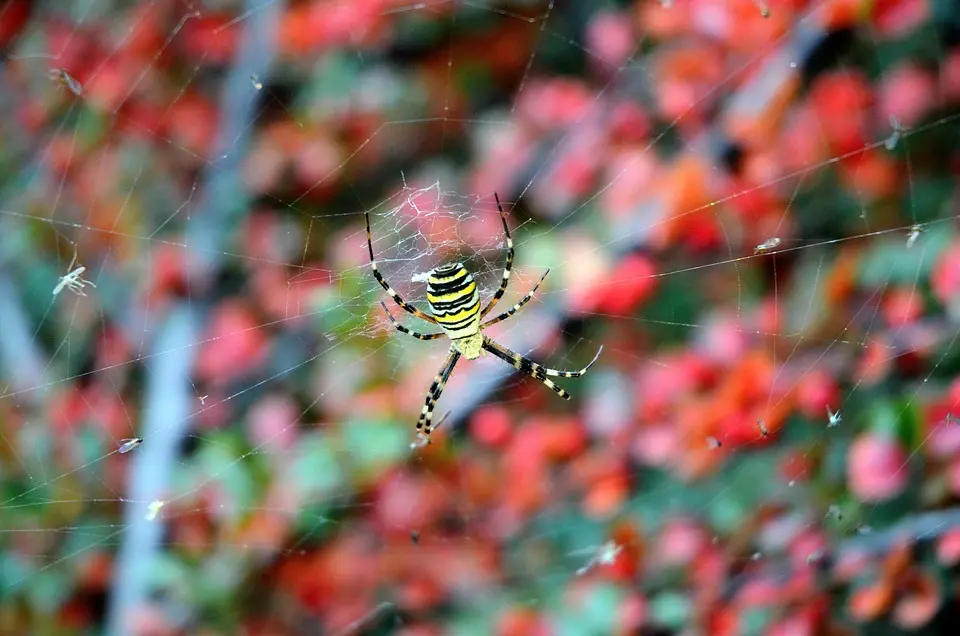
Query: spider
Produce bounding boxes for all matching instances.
[366,193,602,444]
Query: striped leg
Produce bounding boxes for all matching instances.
[365,209,438,324]
[482,269,549,329]
[381,302,445,340]
[417,348,462,438]
[482,338,602,400]
[479,192,515,319]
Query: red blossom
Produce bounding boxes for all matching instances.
[181,14,239,65]
[195,301,270,385]
[883,286,924,327]
[794,369,839,419]
[0,0,30,49]
[470,405,513,447]
[838,150,899,201]
[608,102,651,144]
[162,92,218,157]
[596,254,658,316]
[809,71,872,155]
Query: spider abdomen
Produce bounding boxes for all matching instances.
[427,264,481,341]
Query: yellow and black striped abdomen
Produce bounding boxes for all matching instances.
[427,263,481,339]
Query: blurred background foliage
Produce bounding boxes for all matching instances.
[2,0,960,634]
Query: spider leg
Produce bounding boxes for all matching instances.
[417,348,462,437]
[481,269,549,329]
[365,209,439,324]
[482,337,602,400]
[381,301,445,340]
[479,192,514,319]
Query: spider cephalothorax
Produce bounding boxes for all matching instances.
[365,193,601,443]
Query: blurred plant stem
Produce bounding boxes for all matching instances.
[104,1,285,633]
[0,270,46,406]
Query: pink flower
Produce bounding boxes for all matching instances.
[599,148,658,220]
[618,593,647,633]
[697,313,748,365]
[848,433,908,502]
[517,78,594,130]
[874,0,930,38]
[937,528,960,566]
[657,518,707,567]
[632,425,678,467]
[375,472,445,532]
[877,64,937,130]
[608,102,651,144]
[927,417,960,459]
[941,48,960,103]
[294,135,343,194]
[586,11,635,73]
[247,394,300,454]
[795,370,839,419]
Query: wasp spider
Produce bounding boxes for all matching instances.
[366,193,602,443]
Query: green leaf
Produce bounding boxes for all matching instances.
[894,398,923,452]
[290,433,344,499]
[579,583,624,633]
[650,591,691,630]
[742,607,774,635]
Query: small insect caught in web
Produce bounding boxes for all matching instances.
[250,74,262,90]
[707,436,722,449]
[826,504,843,521]
[754,237,782,255]
[827,406,841,428]
[905,224,922,248]
[146,500,165,521]
[576,541,622,576]
[53,254,96,297]
[885,115,903,151]
[118,438,143,454]
[49,68,83,96]
[806,549,825,566]
[756,418,768,438]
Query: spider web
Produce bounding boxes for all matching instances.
[1,0,960,634]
